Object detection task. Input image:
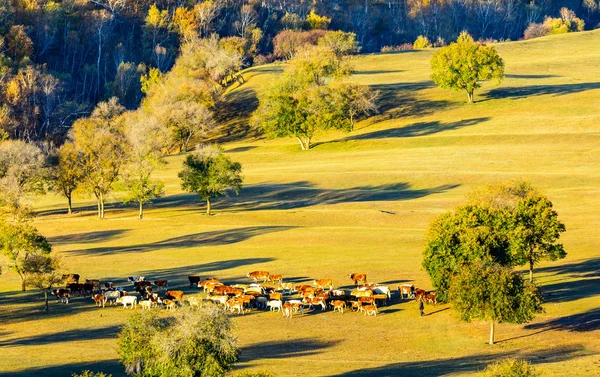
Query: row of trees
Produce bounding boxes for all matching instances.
[2,0,596,143]
[423,180,566,344]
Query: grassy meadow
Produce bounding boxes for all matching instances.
[1,30,599,376]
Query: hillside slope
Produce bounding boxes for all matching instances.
[1,31,599,376]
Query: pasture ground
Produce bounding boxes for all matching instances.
[1,31,599,376]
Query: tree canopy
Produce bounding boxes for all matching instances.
[178,145,243,215]
[430,32,504,103]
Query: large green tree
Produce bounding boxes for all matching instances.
[178,145,243,215]
[70,98,128,219]
[118,306,238,377]
[430,31,504,103]
[0,218,52,291]
[53,141,84,215]
[450,262,544,344]
[252,45,375,150]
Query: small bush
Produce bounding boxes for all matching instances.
[524,23,549,40]
[380,43,413,52]
[72,371,112,377]
[481,358,540,377]
[413,35,432,49]
[236,371,276,377]
[253,54,274,66]
[272,29,328,59]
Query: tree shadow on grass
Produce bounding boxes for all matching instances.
[339,117,489,141]
[239,338,341,361]
[48,229,129,245]
[505,74,561,79]
[67,226,296,256]
[536,257,600,303]
[222,182,459,212]
[0,325,120,347]
[485,82,600,100]
[0,360,122,377]
[325,344,590,377]
[524,307,600,333]
[353,69,405,75]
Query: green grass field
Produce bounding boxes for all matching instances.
[1,30,599,376]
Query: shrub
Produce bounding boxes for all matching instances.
[73,372,112,377]
[413,35,432,49]
[272,29,327,59]
[481,358,540,377]
[253,54,274,66]
[523,23,549,40]
[380,43,413,52]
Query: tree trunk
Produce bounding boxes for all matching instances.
[44,290,49,312]
[529,260,534,283]
[467,90,474,103]
[489,320,495,345]
[139,201,144,220]
[99,192,105,220]
[21,276,26,292]
[97,199,101,219]
[206,198,211,215]
[296,137,310,150]
[67,194,73,215]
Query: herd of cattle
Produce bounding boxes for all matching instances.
[51,271,437,318]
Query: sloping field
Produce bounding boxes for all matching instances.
[1,31,599,376]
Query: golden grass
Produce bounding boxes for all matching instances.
[1,30,599,376]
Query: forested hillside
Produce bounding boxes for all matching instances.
[0,0,598,144]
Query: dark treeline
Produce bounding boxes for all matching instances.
[0,0,597,144]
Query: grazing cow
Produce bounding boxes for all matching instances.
[279,283,293,295]
[227,298,245,315]
[247,271,270,283]
[154,280,168,291]
[83,283,94,296]
[353,289,373,298]
[52,289,69,304]
[373,294,388,306]
[425,293,436,306]
[414,288,426,301]
[198,278,219,291]
[304,296,327,311]
[204,282,224,294]
[362,304,377,316]
[66,283,84,297]
[117,296,137,309]
[282,302,293,318]
[102,282,116,291]
[164,299,176,311]
[287,300,304,315]
[256,296,268,309]
[226,287,245,297]
[331,300,346,313]
[313,279,333,291]
[104,291,122,305]
[268,274,283,284]
[372,285,392,299]
[208,295,229,306]
[267,300,282,312]
[134,281,152,293]
[186,296,202,309]
[269,292,282,301]
[165,290,184,301]
[188,276,201,287]
[128,276,145,284]
[245,284,265,295]
[358,296,375,306]
[331,289,346,297]
[140,300,153,310]
[398,284,415,299]
[92,294,105,308]
[349,273,367,286]
[63,274,80,284]
[85,279,101,292]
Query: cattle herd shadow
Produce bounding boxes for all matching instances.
[67,226,296,256]
[0,360,122,377]
[324,344,590,377]
[239,338,341,361]
[0,325,120,347]
[222,181,459,212]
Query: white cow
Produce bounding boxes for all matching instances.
[140,300,153,310]
[267,300,282,312]
[117,296,137,309]
[104,291,122,306]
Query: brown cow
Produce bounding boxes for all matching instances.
[66,283,84,297]
[85,279,101,292]
[331,300,346,313]
[268,274,283,284]
[269,292,282,301]
[52,289,70,304]
[247,271,270,283]
[92,294,105,308]
[398,284,415,299]
[361,304,377,316]
[165,290,184,301]
[348,273,367,286]
[188,276,201,287]
[313,278,333,291]
[304,296,327,311]
[154,280,168,291]
[414,288,426,301]
[424,293,436,306]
